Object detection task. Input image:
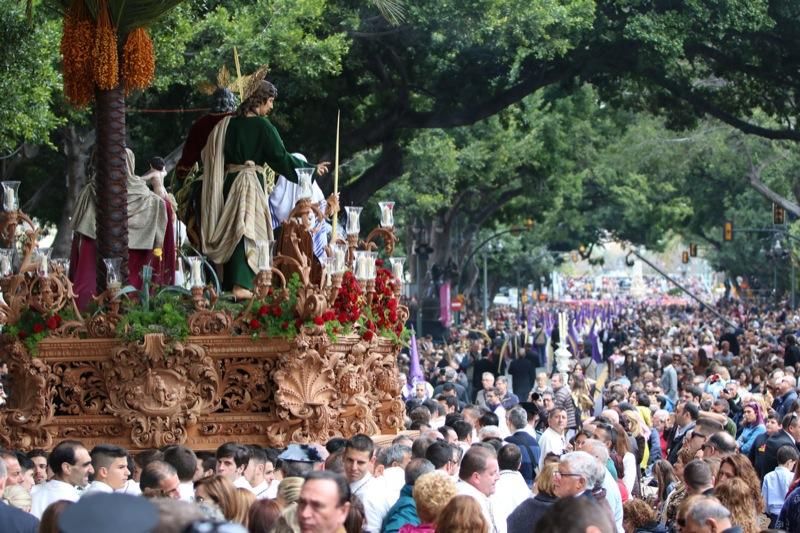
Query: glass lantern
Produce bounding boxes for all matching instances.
[353,251,369,281]
[378,201,395,229]
[186,256,205,288]
[345,206,363,236]
[103,257,122,289]
[0,248,13,277]
[296,168,314,201]
[332,242,348,274]
[389,257,405,281]
[364,251,378,281]
[2,181,20,212]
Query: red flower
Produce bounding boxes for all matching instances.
[46,316,60,330]
[249,319,261,329]
[323,310,335,322]
[281,321,289,329]
[295,319,303,329]
[32,323,45,334]
[389,310,398,322]
[271,305,282,317]
[338,312,349,323]
[258,305,269,316]
[363,330,374,341]
[313,316,325,326]
[375,259,384,267]
[387,299,398,310]
[17,331,26,340]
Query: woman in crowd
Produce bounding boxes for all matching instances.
[622,499,667,533]
[714,478,762,533]
[435,495,488,533]
[659,447,695,527]
[403,471,457,533]
[651,460,677,513]
[234,488,256,526]
[716,453,762,494]
[194,475,240,523]
[507,462,558,533]
[736,402,766,455]
[247,499,282,533]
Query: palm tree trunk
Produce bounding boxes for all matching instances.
[94,85,128,291]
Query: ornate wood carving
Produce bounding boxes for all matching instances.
[0,329,404,451]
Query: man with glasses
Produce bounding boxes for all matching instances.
[553,451,604,500]
[699,432,737,459]
[298,471,351,533]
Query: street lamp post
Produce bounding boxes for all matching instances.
[482,251,489,329]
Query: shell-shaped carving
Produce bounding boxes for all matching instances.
[274,353,337,417]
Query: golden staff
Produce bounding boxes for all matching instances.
[331,109,341,239]
[233,47,244,102]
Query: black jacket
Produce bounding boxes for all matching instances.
[507,493,556,533]
[755,430,797,479]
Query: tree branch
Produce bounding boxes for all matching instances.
[340,139,404,205]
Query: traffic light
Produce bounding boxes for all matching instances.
[689,243,698,257]
[682,251,689,264]
[774,203,786,225]
[723,221,734,242]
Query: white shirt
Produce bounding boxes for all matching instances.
[82,480,114,496]
[264,478,279,499]
[601,469,624,533]
[117,478,142,496]
[763,465,794,516]
[490,470,530,531]
[178,480,195,502]
[380,466,406,506]
[621,452,637,495]
[31,479,80,518]
[537,427,567,470]
[251,480,272,500]
[233,476,255,493]
[457,480,501,533]
[350,473,386,533]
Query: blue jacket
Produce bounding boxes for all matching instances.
[505,431,541,485]
[737,424,766,455]
[381,484,419,533]
[0,501,38,533]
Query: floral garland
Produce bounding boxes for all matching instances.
[5,309,68,356]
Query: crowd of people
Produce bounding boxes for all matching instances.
[3,300,800,532]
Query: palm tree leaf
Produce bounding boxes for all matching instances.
[372,0,405,25]
[59,0,186,34]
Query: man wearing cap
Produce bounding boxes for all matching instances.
[0,455,38,532]
[279,444,325,479]
[83,444,130,495]
[298,471,351,533]
[31,440,93,519]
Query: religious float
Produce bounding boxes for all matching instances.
[0,183,408,451]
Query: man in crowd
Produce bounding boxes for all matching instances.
[551,373,578,438]
[504,406,540,485]
[244,445,275,500]
[496,376,520,410]
[0,458,38,532]
[27,450,48,487]
[84,444,130,495]
[344,434,385,532]
[215,442,253,491]
[456,445,501,533]
[163,445,198,502]
[476,372,495,409]
[31,440,93,518]
[298,471,351,533]
[538,408,569,470]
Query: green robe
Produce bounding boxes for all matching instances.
[221,116,309,290]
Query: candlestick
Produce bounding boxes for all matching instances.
[333,242,348,274]
[389,257,405,281]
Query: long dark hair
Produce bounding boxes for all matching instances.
[237,80,278,117]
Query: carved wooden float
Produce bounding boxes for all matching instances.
[0,328,405,451]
